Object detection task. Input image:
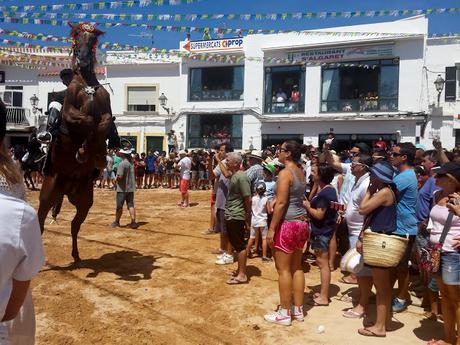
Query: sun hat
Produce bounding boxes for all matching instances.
[179,150,187,155]
[256,181,266,191]
[154,151,159,156]
[433,162,460,185]
[369,161,395,185]
[262,162,276,175]
[248,150,263,160]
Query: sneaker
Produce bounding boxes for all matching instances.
[392,298,408,313]
[291,305,305,322]
[111,221,120,228]
[215,253,234,265]
[305,253,316,263]
[128,221,139,229]
[264,309,292,326]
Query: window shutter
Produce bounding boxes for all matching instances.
[445,66,456,102]
[127,86,156,105]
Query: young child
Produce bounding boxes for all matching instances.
[247,181,271,262]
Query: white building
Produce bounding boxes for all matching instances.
[2,15,460,153]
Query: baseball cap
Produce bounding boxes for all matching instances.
[433,162,460,185]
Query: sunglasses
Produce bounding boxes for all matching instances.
[350,152,359,157]
[390,152,403,157]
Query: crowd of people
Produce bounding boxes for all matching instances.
[199,138,460,344]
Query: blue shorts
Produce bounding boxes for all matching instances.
[311,232,332,252]
[441,252,460,285]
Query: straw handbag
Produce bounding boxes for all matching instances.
[362,230,409,268]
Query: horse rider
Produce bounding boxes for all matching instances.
[37,68,74,144]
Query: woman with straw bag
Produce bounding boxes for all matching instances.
[356,160,402,338]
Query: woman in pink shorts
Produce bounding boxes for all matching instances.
[265,141,309,326]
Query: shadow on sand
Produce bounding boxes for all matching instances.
[45,250,160,281]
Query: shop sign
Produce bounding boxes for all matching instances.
[288,45,393,62]
[182,38,244,53]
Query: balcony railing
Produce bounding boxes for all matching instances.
[265,101,305,114]
[6,107,33,126]
[320,98,398,113]
[189,89,243,102]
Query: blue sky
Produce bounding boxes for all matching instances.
[0,0,458,50]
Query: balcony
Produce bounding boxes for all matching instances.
[6,107,33,128]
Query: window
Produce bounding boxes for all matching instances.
[189,66,244,101]
[264,65,305,114]
[187,114,242,149]
[445,66,457,102]
[321,59,399,112]
[3,86,23,107]
[127,86,157,112]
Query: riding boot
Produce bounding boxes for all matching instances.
[42,146,53,176]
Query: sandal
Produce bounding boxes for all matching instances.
[358,328,386,338]
[339,277,358,285]
[226,277,248,285]
[343,309,365,319]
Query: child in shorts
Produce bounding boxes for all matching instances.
[247,181,271,262]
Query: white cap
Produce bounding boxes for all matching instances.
[179,150,187,155]
[48,101,62,112]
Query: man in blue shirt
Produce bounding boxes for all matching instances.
[390,142,418,313]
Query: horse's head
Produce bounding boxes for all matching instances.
[69,23,104,70]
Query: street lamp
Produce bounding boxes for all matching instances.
[434,74,445,107]
[29,94,40,114]
[158,93,170,115]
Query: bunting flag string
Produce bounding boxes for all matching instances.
[0,16,424,39]
[0,0,199,13]
[4,7,458,22]
[0,25,426,51]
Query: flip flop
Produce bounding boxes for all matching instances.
[226,277,248,285]
[358,328,386,338]
[307,299,329,307]
[339,277,358,285]
[343,309,365,319]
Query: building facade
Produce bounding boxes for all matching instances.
[1,16,459,152]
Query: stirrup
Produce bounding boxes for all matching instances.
[75,150,88,164]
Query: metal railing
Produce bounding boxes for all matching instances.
[6,107,32,126]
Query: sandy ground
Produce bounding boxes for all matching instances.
[26,188,443,345]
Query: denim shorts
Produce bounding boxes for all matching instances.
[441,252,460,285]
[310,232,333,252]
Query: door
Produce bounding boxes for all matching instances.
[146,136,164,154]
